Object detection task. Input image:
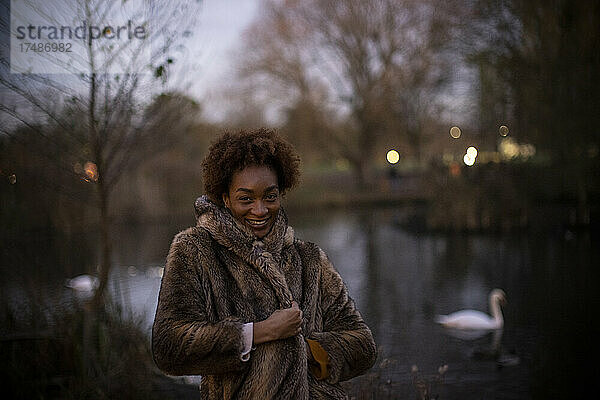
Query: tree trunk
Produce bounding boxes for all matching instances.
[92,179,112,308]
[87,68,112,309]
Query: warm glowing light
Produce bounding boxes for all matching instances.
[519,144,536,157]
[499,138,536,160]
[499,125,509,137]
[84,161,98,182]
[450,126,461,139]
[463,154,475,166]
[8,174,16,184]
[499,138,519,159]
[449,162,461,176]
[386,149,400,164]
[466,146,478,158]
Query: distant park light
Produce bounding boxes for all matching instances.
[84,161,98,182]
[450,126,461,139]
[499,138,519,159]
[463,153,475,166]
[449,162,461,177]
[386,149,400,164]
[499,125,509,137]
[466,146,478,158]
[519,144,536,158]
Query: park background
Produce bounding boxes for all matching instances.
[1,1,598,399]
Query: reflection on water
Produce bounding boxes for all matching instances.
[2,207,597,398]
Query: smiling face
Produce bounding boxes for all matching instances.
[222,165,281,239]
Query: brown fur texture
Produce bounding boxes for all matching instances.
[152,196,377,399]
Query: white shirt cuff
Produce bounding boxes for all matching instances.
[241,322,254,361]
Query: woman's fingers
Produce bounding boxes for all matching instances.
[290,301,302,321]
[265,302,303,339]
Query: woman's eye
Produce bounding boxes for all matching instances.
[266,193,278,201]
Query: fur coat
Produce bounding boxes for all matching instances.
[152,196,377,399]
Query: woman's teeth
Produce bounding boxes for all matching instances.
[247,218,268,226]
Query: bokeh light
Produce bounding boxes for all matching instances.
[520,144,536,158]
[386,149,400,164]
[499,125,509,137]
[466,146,478,158]
[499,138,519,159]
[84,161,98,182]
[449,162,461,176]
[450,126,461,139]
[463,154,475,166]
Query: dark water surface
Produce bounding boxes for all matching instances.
[2,206,598,398]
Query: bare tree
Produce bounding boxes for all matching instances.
[1,0,201,307]
[236,0,452,187]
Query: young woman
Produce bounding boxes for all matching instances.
[152,128,376,399]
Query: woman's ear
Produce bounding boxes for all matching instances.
[222,193,230,209]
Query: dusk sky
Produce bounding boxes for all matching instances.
[186,0,260,117]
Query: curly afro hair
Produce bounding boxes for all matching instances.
[201,128,301,206]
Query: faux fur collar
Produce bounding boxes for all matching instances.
[194,195,295,308]
[194,195,294,253]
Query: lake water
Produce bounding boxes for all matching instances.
[2,206,597,398]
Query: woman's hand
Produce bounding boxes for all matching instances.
[253,301,302,345]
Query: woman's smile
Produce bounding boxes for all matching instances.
[246,217,270,226]
[244,215,273,237]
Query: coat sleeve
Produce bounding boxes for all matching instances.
[152,229,246,376]
[308,248,377,384]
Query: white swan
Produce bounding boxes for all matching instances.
[65,274,99,292]
[435,289,506,330]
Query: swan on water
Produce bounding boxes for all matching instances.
[435,289,506,330]
[65,274,99,292]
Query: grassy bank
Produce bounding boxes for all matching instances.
[0,297,199,400]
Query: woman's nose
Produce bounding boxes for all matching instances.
[252,201,268,216]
